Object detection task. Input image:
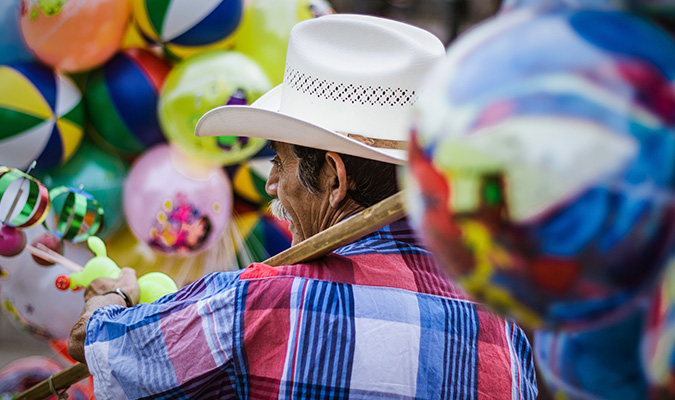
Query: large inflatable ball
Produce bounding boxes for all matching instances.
[19,0,130,72]
[0,63,84,172]
[229,145,275,206]
[123,144,233,255]
[85,48,171,156]
[234,0,333,85]
[234,209,292,265]
[641,261,675,398]
[159,50,272,166]
[501,0,675,16]
[404,9,675,330]
[0,221,89,341]
[132,0,243,60]
[534,307,648,399]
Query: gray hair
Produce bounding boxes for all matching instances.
[282,143,399,207]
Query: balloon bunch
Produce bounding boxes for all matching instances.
[0,0,328,282]
[404,1,675,399]
[0,0,322,374]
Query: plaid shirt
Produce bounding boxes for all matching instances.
[85,219,537,399]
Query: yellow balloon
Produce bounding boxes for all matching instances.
[234,0,334,85]
[158,50,272,166]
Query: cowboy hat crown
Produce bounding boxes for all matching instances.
[195,14,445,164]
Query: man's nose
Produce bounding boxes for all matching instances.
[265,169,278,197]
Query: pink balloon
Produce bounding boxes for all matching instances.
[123,144,233,255]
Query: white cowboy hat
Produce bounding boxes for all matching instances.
[195,13,445,165]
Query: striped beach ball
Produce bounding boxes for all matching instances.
[85,48,171,156]
[405,9,675,330]
[133,0,243,60]
[234,209,291,265]
[0,63,84,172]
[231,149,274,206]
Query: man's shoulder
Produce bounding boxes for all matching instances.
[238,251,465,301]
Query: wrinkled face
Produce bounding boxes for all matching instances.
[265,142,327,245]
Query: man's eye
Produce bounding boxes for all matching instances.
[270,158,281,167]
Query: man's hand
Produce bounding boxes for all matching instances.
[68,268,140,363]
[84,267,141,305]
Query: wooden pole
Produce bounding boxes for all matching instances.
[14,362,90,400]
[265,191,407,266]
[15,191,408,400]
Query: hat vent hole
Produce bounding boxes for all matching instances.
[284,67,418,107]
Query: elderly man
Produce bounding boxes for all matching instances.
[68,14,537,399]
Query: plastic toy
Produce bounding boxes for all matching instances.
[55,236,178,304]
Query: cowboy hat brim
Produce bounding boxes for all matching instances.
[195,85,407,165]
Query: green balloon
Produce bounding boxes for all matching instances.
[37,139,129,239]
[68,237,178,303]
[137,272,179,304]
[69,237,120,289]
[159,50,272,166]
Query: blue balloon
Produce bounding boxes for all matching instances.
[535,307,648,399]
[0,0,33,65]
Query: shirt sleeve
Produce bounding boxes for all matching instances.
[84,270,244,400]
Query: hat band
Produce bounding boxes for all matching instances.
[338,132,408,150]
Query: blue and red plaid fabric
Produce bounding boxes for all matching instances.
[85,219,537,399]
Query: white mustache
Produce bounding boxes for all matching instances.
[270,199,293,222]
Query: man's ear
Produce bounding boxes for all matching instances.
[324,152,349,208]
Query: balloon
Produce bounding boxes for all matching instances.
[0,356,90,400]
[234,0,334,85]
[232,208,291,265]
[0,226,26,257]
[55,236,178,304]
[404,9,675,330]
[132,0,243,61]
[159,50,272,166]
[122,19,149,50]
[123,144,233,255]
[0,0,33,65]
[641,260,675,397]
[85,48,171,156]
[37,139,129,239]
[105,223,237,288]
[500,0,675,16]
[30,232,63,266]
[535,307,648,399]
[0,63,85,173]
[230,147,274,206]
[0,220,88,341]
[19,0,130,73]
